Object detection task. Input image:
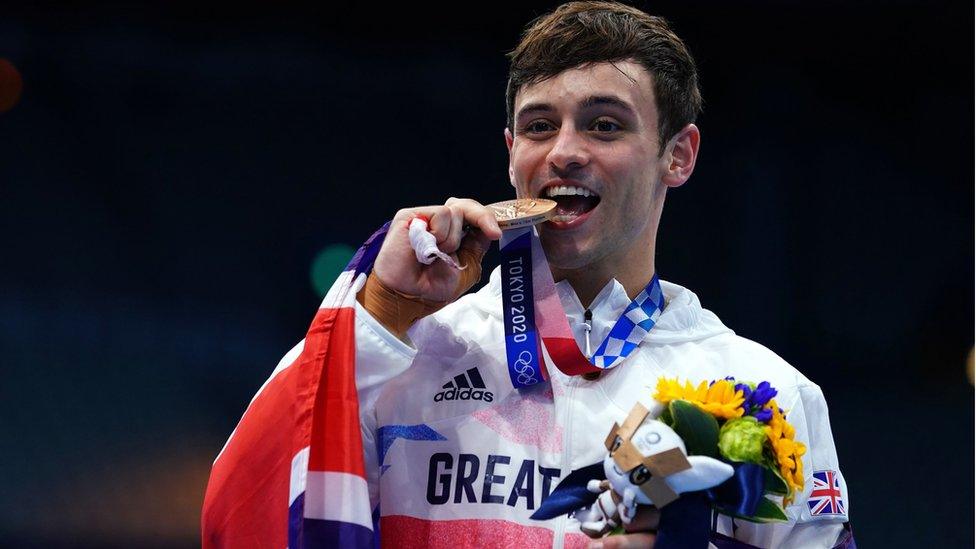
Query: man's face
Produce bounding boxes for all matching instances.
[506,60,670,274]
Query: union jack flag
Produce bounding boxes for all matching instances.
[202,223,389,548]
[808,470,846,516]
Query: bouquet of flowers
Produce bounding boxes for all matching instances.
[531,376,806,548]
[653,376,805,521]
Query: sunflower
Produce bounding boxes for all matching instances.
[764,400,806,503]
[654,378,745,420]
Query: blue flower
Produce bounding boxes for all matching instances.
[735,381,777,423]
[753,407,773,423]
[749,381,777,409]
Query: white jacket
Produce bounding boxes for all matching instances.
[351,267,850,548]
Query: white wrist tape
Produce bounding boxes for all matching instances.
[408,217,465,270]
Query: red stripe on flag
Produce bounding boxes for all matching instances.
[201,343,301,548]
[202,305,362,548]
[307,307,365,475]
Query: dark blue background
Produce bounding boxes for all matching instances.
[1,1,972,546]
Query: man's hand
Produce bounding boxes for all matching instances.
[373,197,502,303]
[588,533,656,549]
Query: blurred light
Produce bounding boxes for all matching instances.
[967,346,973,385]
[310,244,356,297]
[0,58,23,113]
[8,445,211,545]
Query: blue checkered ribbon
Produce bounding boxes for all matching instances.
[590,274,665,368]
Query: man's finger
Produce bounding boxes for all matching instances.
[425,205,453,244]
[475,208,503,240]
[437,205,466,254]
[458,200,502,240]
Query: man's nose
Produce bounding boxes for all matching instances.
[546,126,589,173]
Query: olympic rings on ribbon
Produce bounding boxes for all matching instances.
[513,350,537,385]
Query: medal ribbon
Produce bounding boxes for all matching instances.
[500,226,665,388]
[499,229,547,388]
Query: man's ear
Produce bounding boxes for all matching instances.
[504,127,516,187]
[660,123,700,188]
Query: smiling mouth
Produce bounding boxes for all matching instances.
[541,184,601,223]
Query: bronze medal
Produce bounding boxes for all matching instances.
[487,198,557,229]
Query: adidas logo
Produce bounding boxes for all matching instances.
[434,367,494,403]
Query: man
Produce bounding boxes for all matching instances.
[353,2,851,547]
[207,2,852,548]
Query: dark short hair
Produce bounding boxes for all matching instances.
[506,1,702,151]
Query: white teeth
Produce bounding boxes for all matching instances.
[551,214,578,222]
[544,185,596,198]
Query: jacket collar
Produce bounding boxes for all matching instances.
[477,267,732,345]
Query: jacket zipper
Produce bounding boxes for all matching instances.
[556,309,591,547]
[555,378,575,549]
[583,309,593,358]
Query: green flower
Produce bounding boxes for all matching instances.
[718,416,767,463]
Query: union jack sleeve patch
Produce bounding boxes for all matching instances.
[807,469,847,517]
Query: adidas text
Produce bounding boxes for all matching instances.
[434,367,493,403]
[434,387,494,403]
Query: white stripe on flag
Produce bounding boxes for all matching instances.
[303,471,373,530]
[289,446,310,506]
[321,270,367,309]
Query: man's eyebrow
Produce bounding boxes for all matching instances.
[581,95,635,113]
[514,95,635,122]
[514,102,555,121]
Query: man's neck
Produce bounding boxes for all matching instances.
[554,257,656,309]
[547,202,663,309]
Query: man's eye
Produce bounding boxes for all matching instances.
[591,119,620,132]
[524,120,555,134]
